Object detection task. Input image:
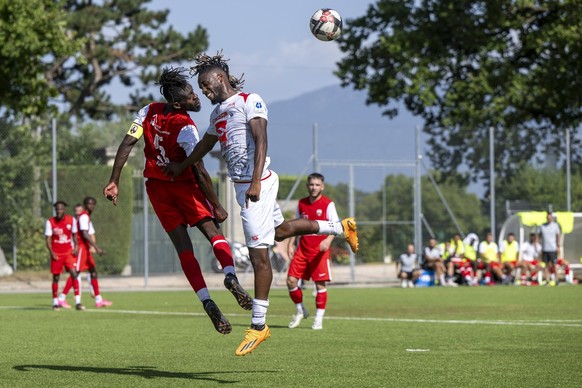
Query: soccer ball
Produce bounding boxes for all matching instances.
[309,8,342,41]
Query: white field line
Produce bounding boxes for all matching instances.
[2,306,582,328]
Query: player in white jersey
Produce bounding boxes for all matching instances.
[164,51,358,356]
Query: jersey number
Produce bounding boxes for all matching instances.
[154,134,170,166]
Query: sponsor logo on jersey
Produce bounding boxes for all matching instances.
[255,102,262,109]
[252,235,259,241]
[129,124,139,134]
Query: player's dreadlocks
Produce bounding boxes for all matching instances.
[190,51,245,91]
[156,67,190,103]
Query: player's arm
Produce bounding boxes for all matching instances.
[44,220,56,260]
[82,230,104,255]
[45,236,56,260]
[104,134,139,206]
[71,233,78,256]
[245,117,268,208]
[191,159,228,223]
[165,132,218,178]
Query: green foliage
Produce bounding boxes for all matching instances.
[337,0,582,182]
[0,0,80,116]
[354,174,487,262]
[52,0,209,119]
[497,165,582,212]
[54,165,134,274]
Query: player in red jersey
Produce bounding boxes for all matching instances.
[59,197,111,309]
[165,52,358,356]
[103,67,252,335]
[45,201,81,310]
[287,173,339,330]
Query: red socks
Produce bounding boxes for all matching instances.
[52,282,58,298]
[91,277,100,297]
[178,250,206,292]
[289,287,303,304]
[62,276,73,295]
[210,236,234,269]
[315,289,328,310]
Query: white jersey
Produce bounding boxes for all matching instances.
[207,92,269,181]
[521,241,541,262]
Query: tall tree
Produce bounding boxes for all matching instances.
[0,0,79,116]
[52,0,209,119]
[336,0,582,182]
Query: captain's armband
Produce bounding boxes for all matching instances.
[127,122,143,139]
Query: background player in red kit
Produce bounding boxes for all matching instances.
[45,201,80,310]
[60,197,111,309]
[103,67,252,335]
[286,173,339,330]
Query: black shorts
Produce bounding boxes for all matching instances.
[399,270,414,279]
[541,251,557,264]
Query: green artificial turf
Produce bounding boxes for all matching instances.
[0,286,581,387]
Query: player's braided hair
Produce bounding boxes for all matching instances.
[156,67,190,103]
[190,51,245,91]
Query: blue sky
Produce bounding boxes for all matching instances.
[148,1,375,114]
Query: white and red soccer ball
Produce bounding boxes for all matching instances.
[310,8,342,41]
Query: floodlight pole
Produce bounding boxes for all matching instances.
[313,123,319,173]
[51,118,57,207]
[566,128,571,212]
[348,164,356,282]
[414,125,422,257]
[490,127,496,241]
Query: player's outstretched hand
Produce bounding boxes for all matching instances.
[163,162,184,179]
[103,182,119,206]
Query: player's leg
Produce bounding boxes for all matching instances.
[67,268,84,310]
[168,223,231,334]
[196,217,252,311]
[275,218,359,253]
[89,260,112,308]
[287,252,309,328]
[51,273,61,310]
[310,253,331,329]
[312,281,328,330]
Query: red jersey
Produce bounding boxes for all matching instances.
[44,215,76,255]
[297,195,338,257]
[129,102,198,182]
[77,210,92,248]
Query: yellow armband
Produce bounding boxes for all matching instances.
[127,122,143,139]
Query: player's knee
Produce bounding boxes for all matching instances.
[286,277,297,289]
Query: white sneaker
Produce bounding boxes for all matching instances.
[289,313,304,329]
[312,319,323,330]
[447,279,458,287]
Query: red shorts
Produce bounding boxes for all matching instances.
[146,179,213,232]
[522,260,539,267]
[50,252,76,274]
[502,260,517,268]
[76,245,96,272]
[488,261,501,270]
[288,249,331,282]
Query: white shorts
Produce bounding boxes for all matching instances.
[234,170,284,248]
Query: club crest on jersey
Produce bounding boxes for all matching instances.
[316,209,323,217]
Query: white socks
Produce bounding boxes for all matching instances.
[316,220,343,236]
[252,298,269,328]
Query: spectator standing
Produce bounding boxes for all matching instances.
[537,212,562,286]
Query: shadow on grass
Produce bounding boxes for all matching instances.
[14,364,276,383]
